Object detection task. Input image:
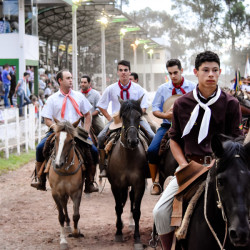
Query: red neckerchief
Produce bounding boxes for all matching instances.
[118,80,132,100]
[172,77,186,95]
[81,87,92,94]
[60,89,82,119]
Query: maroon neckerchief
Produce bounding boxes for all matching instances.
[118,80,132,100]
[81,87,92,94]
[172,77,186,95]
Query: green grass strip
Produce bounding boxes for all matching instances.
[0,150,35,175]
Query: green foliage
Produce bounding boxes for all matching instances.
[0,150,35,175]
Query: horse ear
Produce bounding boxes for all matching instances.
[211,134,224,158]
[53,116,59,124]
[72,118,81,128]
[137,94,144,105]
[118,96,124,105]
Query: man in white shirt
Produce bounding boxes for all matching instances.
[97,60,155,177]
[31,69,98,193]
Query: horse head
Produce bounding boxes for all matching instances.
[53,118,77,169]
[211,135,250,247]
[118,95,143,150]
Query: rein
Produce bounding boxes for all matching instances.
[204,154,241,250]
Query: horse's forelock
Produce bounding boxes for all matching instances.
[55,121,76,137]
[216,140,247,174]
[119,99,142,119]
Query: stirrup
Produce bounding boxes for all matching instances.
[150,182,162,195]
[99,169,107,178]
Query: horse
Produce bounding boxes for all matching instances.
[48,119,84,250]
[182,135,250,250]
[107,96,147,250]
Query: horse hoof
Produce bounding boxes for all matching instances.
[60,243,69,250]
[64,226,72,234]
[115,235,124,242]
[68,233,84,238]
[134,242,144,250]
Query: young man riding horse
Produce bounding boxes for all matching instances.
[97,60,155,177]
[147,59,196,195]
[153,51,243,249]
[31,69,98,193]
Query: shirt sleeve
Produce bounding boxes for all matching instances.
[152,87,163,112]
[138,86,149,109]
[94,91,101,111]
[41,95,53,119]
[80,95,92,115]
[97,86,110,110]
[168,100,184,146]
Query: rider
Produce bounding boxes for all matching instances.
[97,60,155,177]
[80,75,104,136]
[31,69,98,193]
[153,51,243,250]
[147,59,196,195]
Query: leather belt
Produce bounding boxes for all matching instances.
[186,155,213,165]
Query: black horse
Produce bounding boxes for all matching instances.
[183,135,250,250]
[107,96,147,250]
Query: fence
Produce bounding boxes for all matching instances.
[0,104,47,159]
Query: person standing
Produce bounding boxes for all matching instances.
[31,69,98,193]
[97,60,155,177]
[15,72,31,116]
[80,75,104,136]
[2,64,11,108]
[9,70,16,107]
[147,59,196,195]
[153,51,243,250]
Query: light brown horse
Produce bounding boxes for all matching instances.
[49,118,84,250]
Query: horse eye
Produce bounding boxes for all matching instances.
[217,177,225,187]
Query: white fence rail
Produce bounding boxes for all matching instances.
[0,105,47,159]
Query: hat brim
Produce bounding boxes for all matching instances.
[163,95,182,113]
[75,135,93,145]
[109,123,122,130]
[174,160,211,195]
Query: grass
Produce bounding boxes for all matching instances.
[0,150,35,175]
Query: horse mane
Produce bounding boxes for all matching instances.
[119,99,142,118]
[55,121,76,137]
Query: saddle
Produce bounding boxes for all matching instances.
[170,160,215,240]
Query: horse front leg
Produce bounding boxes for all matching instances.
[129,189,135,229]
[62,195,71,234]
[112,187,126,242]
[70,189,84,238]
[53,194,68,250]
[132,185,145,250]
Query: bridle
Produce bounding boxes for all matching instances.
[120,124,140,150]
[204,154,241,250]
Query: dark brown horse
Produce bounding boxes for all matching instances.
[183,135,250,250]
[107,96,147,250]
[49,119,84,250]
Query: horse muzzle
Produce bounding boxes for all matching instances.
[229,225,250,247]
[127,138,139,149]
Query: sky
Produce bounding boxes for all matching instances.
[122,0,173,13]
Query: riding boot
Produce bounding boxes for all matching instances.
[30,161,46,191]
[98,149,107,177]
[160,231,174,250]
[84,164,98,193]
[149,163,161,195]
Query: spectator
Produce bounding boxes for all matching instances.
[9,71,16,107]
[1,64,11,108]
[0,18,11,33]
[15,72,31,116]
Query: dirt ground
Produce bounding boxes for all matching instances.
[0,160,163,250]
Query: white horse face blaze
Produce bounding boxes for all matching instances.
[55,132,67,165]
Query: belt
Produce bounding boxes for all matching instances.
[186,155,213,165]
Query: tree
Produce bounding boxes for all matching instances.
[223,0,250,65]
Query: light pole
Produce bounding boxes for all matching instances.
[131,40,138,72]
[97,16,108,94]
[120,28,126,60]
[72,3,78,90]
[143,44,148,90]
[148,49,154,91]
